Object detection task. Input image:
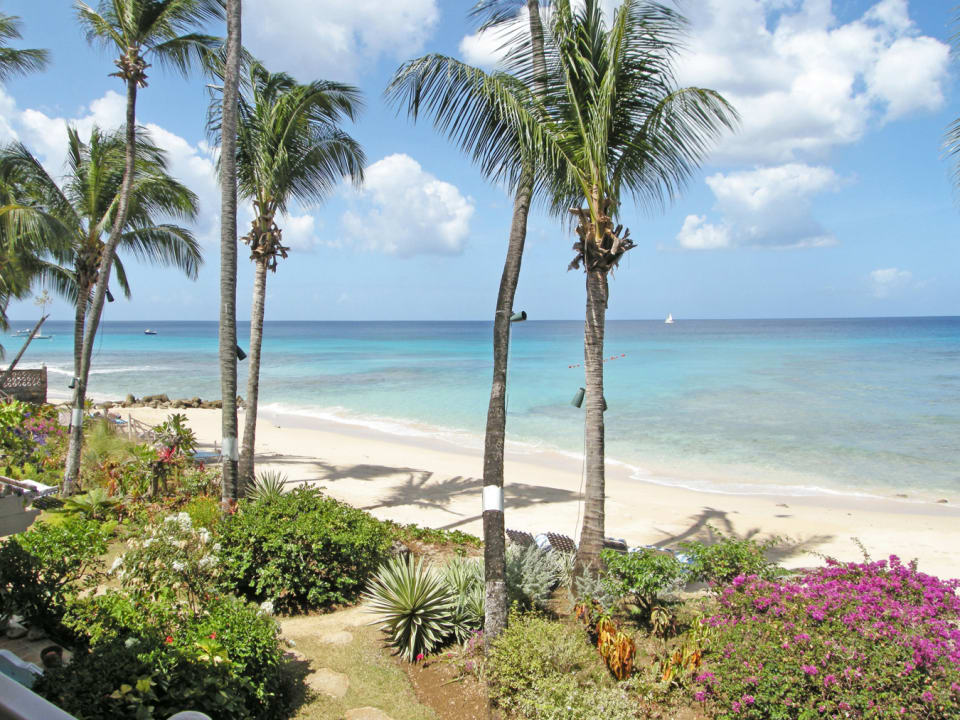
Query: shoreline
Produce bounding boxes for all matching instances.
[49,388,958,508]
[76,399,960,580]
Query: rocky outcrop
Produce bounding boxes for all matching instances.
[99,395,236,411]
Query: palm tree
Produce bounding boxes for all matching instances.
[218,0,242,506]
[0,10,51,337]
[0,11,49,81]
[65,0,223,494]
[0,126,201,383]
[390,0,736,573]
[213,62,364,489]
[389,0,548,642]
[0,191,67,335]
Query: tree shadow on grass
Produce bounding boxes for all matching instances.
[653,506,833,566]
[279,652,315,718]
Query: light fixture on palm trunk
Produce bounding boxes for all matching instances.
[510,310,527,322]
[106,288,114,303]
[236,345,247,361]
[571,387,606,411]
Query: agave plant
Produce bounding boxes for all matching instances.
[441,556,485,642]
[364,554,455,661]
[245,469,287,503]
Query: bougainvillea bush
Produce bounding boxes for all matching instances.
[693,556,960,719]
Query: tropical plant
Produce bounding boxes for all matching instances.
[51,487,122,522]
[364,554,456,661]
[0,126,201,381]
[600,547,686,609]
[245,468,287,503]
[64,0,224,495]
[153,412,198,457]
[218,0,242,505]
[209,62,365,488]
[692,557,960,718]
[0,11,49,81]
[390,0,549,642]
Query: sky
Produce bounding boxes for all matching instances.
[3,0,959,322]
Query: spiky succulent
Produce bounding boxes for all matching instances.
[442,556,485,642]
[364,555,456,660]
[245,469,287,503]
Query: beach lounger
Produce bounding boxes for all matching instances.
[545,532,577,553]
[602,537,628,553]
[506,529,536,547]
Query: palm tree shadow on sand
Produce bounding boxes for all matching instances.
[654,507,833,566]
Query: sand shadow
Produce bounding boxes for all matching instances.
[653,506,832,565]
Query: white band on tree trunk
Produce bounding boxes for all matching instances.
[482,485,504,512]
[71,409,83,427]
[221,436,239,461]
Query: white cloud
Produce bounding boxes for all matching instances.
[675,214,731,250]
[870,267,912,298]
[677,0,950,164]
[244,0,439,80]
[341,153,474,257]
[278,212,322,251]
[679,163,843,249]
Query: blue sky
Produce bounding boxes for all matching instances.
[3,0,958,322]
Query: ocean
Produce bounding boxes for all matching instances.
[6,317,959,502]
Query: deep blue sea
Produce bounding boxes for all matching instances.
[6,317,960,501]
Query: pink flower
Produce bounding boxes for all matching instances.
[802,664,818,675]
[415,653,424,662]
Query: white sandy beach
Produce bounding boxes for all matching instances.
[98,403,960,581]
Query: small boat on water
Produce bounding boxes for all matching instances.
[144,329,158,335]
[665,313,674,324]
[14,329,30,336]
[33,334,53,340]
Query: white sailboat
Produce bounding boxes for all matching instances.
[664,313,674,324]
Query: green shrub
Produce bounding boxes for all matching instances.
[679,526,783,585]
[487,612,635,719]
[387,521,482,548]
[219,486,391,613]
[364,554,455,660]
[183,495,221,531]
[0,515,109,635]
[40,594,288,720]
[505,542,559,610]
[601,548,686,607]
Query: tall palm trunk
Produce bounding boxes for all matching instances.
[239,257,266,487]
[63,76,138,495]
[482,163,532,645]
[219,0,242,506]
[576,266,608,575]
[482,0,547,644]
[73,286,88,379]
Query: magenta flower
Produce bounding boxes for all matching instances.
[801,664,818,675]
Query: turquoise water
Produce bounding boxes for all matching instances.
[7,317,960,500]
